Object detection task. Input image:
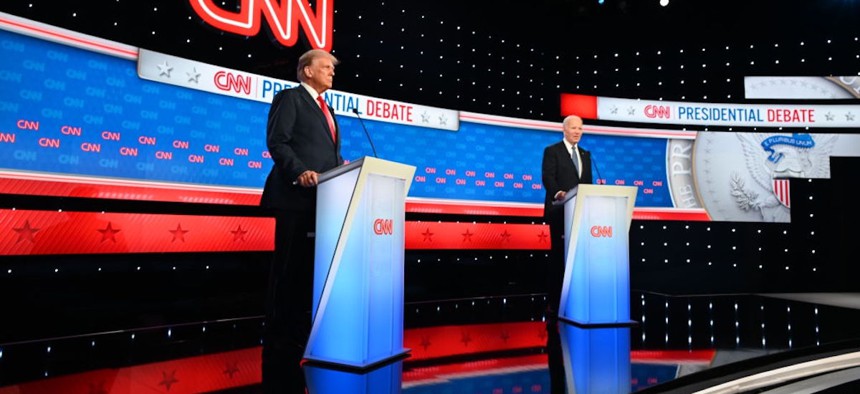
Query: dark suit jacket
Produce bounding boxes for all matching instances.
[261,86,344,211]
[541,141,593,217]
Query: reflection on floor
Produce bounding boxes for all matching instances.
[2,291,860,393]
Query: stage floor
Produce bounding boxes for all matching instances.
[2,291,860,393]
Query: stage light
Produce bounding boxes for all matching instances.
[660,0,669,6]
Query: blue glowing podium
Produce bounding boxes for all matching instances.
[305,156,416,369]
[557,184,638,326]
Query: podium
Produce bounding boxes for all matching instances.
[304,156,416,369]
[556,184,638,326]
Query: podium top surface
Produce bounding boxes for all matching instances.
[555,184,638,205]
[319,156,416,184]
[319,157,365,183]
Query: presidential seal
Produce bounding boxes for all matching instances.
[693,132,837,223]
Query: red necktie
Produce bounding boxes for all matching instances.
[317,95,336,142]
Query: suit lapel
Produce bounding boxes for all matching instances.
[300,89,337,145]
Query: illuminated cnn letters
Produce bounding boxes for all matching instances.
[214,71,253,95]
[644,105,671,119]
[373,218,393,235]
[590,225,613,238]
[189,0,334,51]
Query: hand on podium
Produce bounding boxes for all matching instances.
[295,170,320,187]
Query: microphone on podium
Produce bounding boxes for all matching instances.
[351,108,378,158]
[591,154,604,185]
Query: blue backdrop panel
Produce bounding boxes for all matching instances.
[0,27,672,207]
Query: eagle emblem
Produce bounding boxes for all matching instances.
[732,133,836,222]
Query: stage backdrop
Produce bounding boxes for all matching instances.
[5,12,858,224]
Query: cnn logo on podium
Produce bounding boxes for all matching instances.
[373,219,394,235]
[590,225,613,238]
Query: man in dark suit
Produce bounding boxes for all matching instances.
[541,114,593,393]
[260,48,344,393]
[541,114,593,319]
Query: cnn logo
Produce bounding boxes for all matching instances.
[644,105,671,119]
[373,219,393,235]
[590,225,613,238]
[189,0,333,51]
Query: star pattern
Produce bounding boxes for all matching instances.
[500,230,512,242]
[420,336,432,351]
[13,220,39,243]
[169,224,189,242]
[186,67,201,83]
[462,229,473,242]
[157,61,173,78]
[231,225,247,242]
[97,222,121,243]
[223,362,240,378]
[537,230,548,243]
[158,370,179,391]
[460,332,472,347]
[422,228,434,242]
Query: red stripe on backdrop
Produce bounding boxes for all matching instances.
[405,221,551,250]
[560,93,599,119]
[631,208,711,221]
[1,210,552,255]
[0,209,275,255]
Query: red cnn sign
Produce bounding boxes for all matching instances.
[214,71,253,95]
[590,225,613,238]
[644,105,671,119]
[373,219,394,235]
[189,0,334,51]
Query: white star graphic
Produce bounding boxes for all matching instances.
[610,105,619,114]
[825,112,835,121]
[847,112,856,121]
[627,107,636,116]
[186,67,201,83]
[438,114,447,125]
[420,111,430,123]
[157,61,173,78]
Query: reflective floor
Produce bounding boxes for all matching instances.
[2,291,860,393]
